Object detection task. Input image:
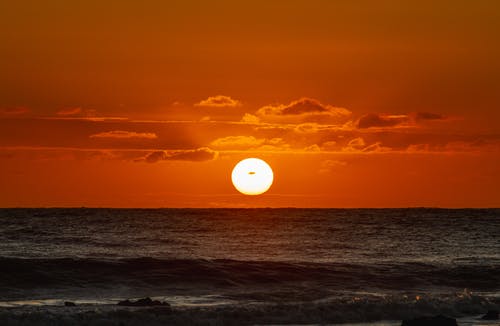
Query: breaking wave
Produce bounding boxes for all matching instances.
[0,291,499,325]
[1,257,499,295]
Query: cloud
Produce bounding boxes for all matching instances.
[361,142,392,152]
[320,141,338,151]
[292,122,349,134]
[210,135,264,149]
[255,98,351,124]
[303,144,321,152]
[143,147,218,163]
[319,159,347,174]
[51,108,127,121]
[195,95,242,107]
[56,107,97,117]
[0,107,30,116]
[252,121,352,134]
[406,140,500,153]
[256,142,291,152]
[342,137,391,153]
[210,135,289,151]
[357,113,409,129]
[90,130,158,139]
[343,137,366,150]
[57,107,83,116]
[46,116,128,121]
[0,146,144,161]
[204,136,394,154]
[294,123,321,134]
[241,113,260,123]
[357,112,447,129]
[414,112,446,121]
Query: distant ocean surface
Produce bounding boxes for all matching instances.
[0,208,499,325]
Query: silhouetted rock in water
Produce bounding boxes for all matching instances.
[401,315,457,326]
[481,310,499,320]
[64,301,76,307]
[117,297,170,307]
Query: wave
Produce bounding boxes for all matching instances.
[1,257,499,295]
[0,291,499,326]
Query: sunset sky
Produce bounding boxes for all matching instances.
[1,0,499,207]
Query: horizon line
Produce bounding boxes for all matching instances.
[1,206,498,210]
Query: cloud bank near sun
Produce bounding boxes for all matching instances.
[140,147,219,163]
[0,95,497,165]
[1,93,499,208]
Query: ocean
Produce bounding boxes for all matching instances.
[0,208,499,325]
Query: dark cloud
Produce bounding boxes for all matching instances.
[144,147,218,163]
[357,113,409,129]
[144,151,167,163]
[358,112,448,129]
[281,98,330,115]
[255,98,351,124]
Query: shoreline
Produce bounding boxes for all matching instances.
[0,296,498,326]
[0,304,498,326]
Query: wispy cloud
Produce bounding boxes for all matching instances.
[210,135,264,149]
[357,112,447,129]
[56,107,98,117]
[142,147,218,163]
[406,140,500,153]
[0,107,30,116]
[195,95,242,107]
[90,130,158,139]
[57,107,83,116]
[293,123,321,134]
[342,137,391,153]
[319,159,347,174]
[210,135,290,151]
[52,107,129,121]
[0,146,142,161]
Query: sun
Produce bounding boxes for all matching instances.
[231,158,274,195]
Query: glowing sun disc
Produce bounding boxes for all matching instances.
[231,158,274,195]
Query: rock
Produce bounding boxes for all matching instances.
[402,315,457,326]
[481,310,499,320]
[117,297,170,307]
[117,299,132,306]
[64,301,76,307]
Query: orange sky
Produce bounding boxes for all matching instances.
[1,0,499,207]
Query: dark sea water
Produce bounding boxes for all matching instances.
[0,208,499,325]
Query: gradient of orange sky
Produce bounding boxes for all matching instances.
[1,0,499,207]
